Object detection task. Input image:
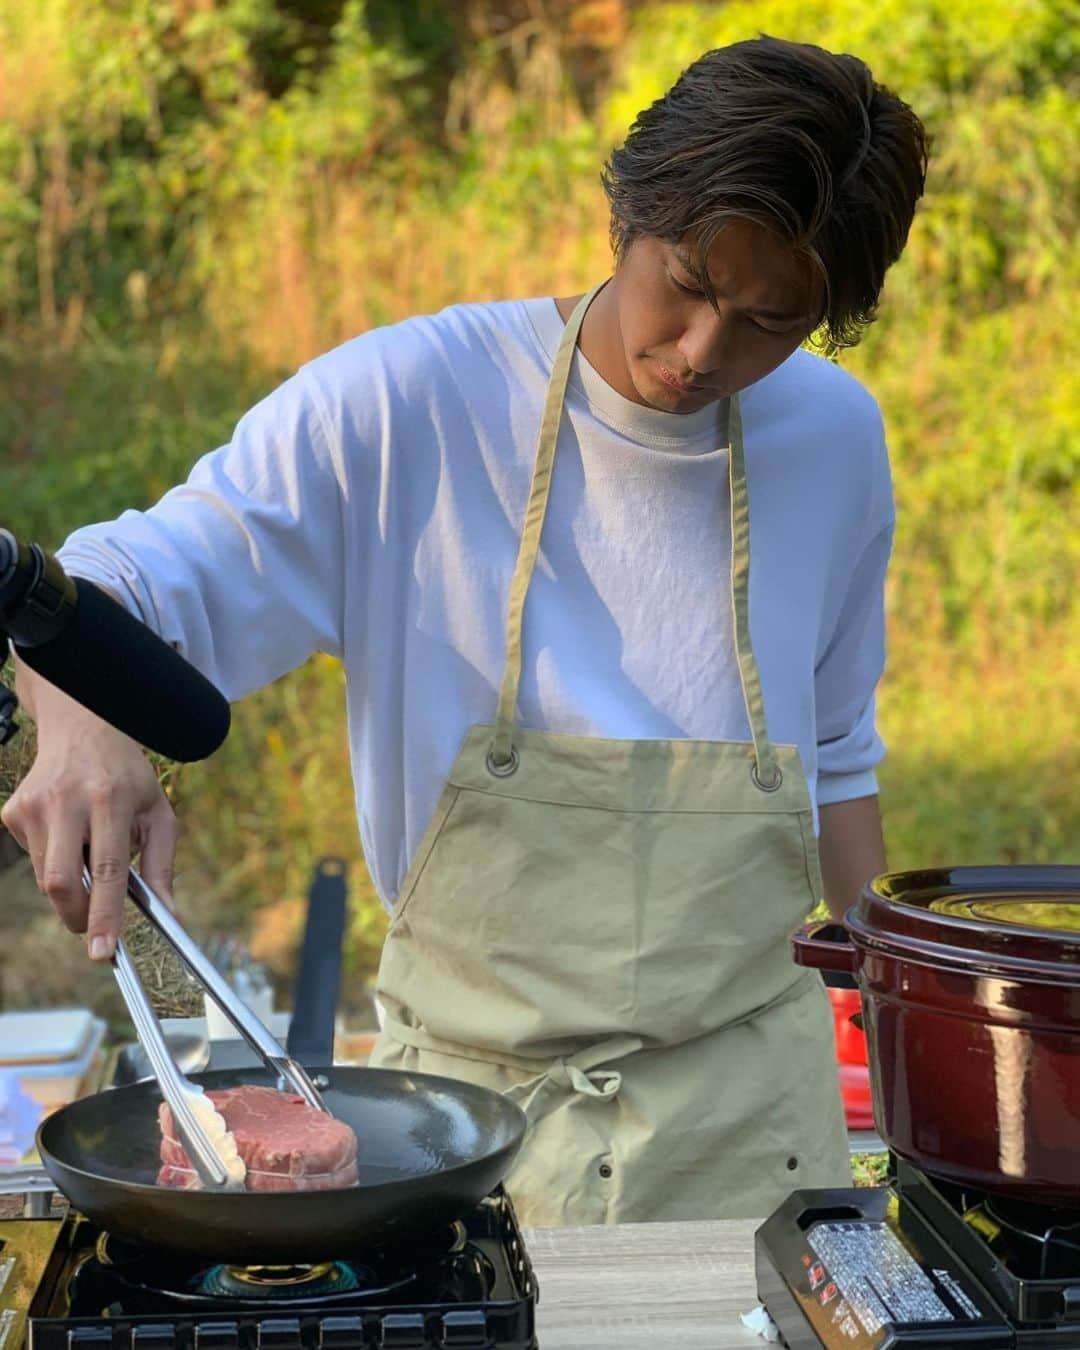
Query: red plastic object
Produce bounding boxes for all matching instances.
[826,986,874,1129]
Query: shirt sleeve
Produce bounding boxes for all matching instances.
[55,370,347,702]
[814,518,894,806]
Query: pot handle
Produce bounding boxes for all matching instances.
[792,920,858,989]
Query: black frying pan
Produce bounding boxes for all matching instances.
[36,858,526,1261]
[37,1062,527,1261]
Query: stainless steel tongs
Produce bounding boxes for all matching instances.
[84,863,330,1192]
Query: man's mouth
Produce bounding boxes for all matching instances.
[656,363,704,394]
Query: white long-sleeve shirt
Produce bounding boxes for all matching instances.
[58,294,894,911]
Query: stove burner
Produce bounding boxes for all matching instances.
[66,1213,501,1314]
[979,1192,1080,1279]
[197,1261,365,1300]
[19,1189,539,1350]
[76,1230,420,1309]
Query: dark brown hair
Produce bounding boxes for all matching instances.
[601,35,930,351]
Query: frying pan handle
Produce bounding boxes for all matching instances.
[792,920,858,989]
[286,858,347,1065]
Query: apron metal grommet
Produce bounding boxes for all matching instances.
[751,762,783,792]
[486,745,520,777]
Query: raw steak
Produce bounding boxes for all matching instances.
[158,1084,359,1191]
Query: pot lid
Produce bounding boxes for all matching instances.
[847,865,1080,979]
[927,892,1080,931]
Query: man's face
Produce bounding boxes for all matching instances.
[610,218,823,412]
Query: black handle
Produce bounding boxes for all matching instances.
[286,857,347,1065]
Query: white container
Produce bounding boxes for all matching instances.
[0,1008,107,1107]
[203,987,276,1041]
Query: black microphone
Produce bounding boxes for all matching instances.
[0,528,230,761]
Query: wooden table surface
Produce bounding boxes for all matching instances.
[523,1217,770,1349]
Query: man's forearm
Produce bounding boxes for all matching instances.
[12,651,48,721]
[11,580,129,722]
[818,793,887,919]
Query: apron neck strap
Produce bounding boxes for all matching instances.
[489,283,599,768]
[726,396,780,789]
[489,283,780,790]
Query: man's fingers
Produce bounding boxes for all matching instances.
[1,794,41,882]
[137,806,181,916]
[0,798,28,852]
[85,808,132,961]
[41,815,93,933]
[1,798,66,920]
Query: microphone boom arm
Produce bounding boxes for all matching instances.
[0,528,78,648]
[0,526,230,762]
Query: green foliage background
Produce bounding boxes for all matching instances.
[1,0,1077,1011]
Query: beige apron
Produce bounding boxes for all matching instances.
[369,282,851,1226]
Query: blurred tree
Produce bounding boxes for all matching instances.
[0,0,1075,1002]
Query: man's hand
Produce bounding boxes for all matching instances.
[0,655,178,959]
[817,794,887,920]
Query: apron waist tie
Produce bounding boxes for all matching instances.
[381,1013,643,1121]
[505,1035,644,1119]
[381,970,817,1122]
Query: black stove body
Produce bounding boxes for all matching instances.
[1,1187,537,1350]
[756,1157,1080,1348]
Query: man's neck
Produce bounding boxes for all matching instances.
[553,280,647,407]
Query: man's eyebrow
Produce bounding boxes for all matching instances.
[671,249,808,321]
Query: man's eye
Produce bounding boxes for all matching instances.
[747,316,796,336]
[667,269,701,296]
[667,268,797,334]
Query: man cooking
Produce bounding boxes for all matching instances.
[2,35,928,1226]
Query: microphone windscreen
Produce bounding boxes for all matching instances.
[15,578,230,761]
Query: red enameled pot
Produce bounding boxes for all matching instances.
[793,865,1080,1205]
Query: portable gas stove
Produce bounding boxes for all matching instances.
[756,1155,1080,1347]
[0,1184,537,1350]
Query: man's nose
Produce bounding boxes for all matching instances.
[677,308,737,377]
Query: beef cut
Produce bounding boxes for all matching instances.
[158,1084,359,1191]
